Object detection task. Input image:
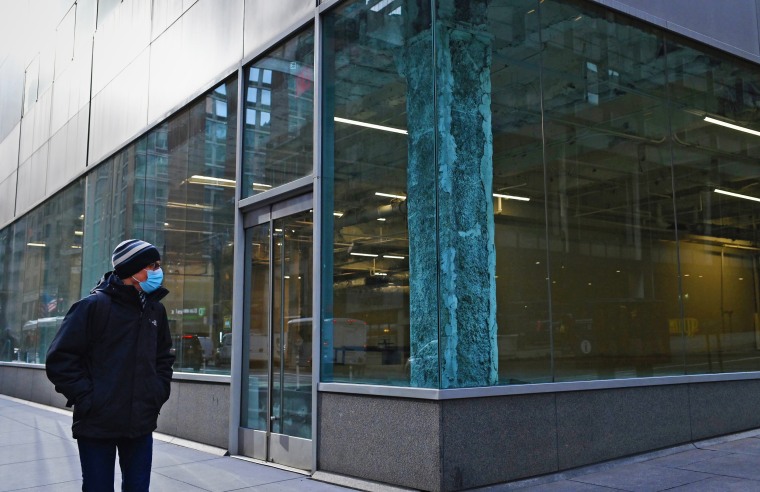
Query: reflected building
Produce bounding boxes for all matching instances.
[3,0,760,490]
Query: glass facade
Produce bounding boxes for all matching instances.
[242,29,314,198]
[0,180,84,363]
[2,79,237,373]
[320,0,434,385]
[317,0,760,388]
[2,0,760,395]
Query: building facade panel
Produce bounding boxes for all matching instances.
[0,173,16,225]
[151,0,186,42]
[47,127,69,194]
[170,380,230,448]
[440,394,559,490]
[243,0,314,61]
[15,147,48,215]
[91,0,152,97]
[88,49,151,166]
[0,58,24,142]
[147,0,244,125]
[318,392,442,491]
[555,385,692,469]
[0,124,19,184]
[688,380,760,440]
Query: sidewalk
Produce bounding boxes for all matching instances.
[0,395,358,491]
[481,430,760,491]
[3,393,760,492]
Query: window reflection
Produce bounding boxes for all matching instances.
[0,181,84,364]
[155,78,238,373]
[79,79,238,375]
[242,31,314,197]
[322,0,432,385]
[491,0,760,384]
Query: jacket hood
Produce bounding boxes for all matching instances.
[92,271,169,303]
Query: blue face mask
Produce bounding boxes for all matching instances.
[136,267,163,294]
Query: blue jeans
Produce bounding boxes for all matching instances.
[77,434,153,492]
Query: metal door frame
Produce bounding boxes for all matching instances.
[238,193,313,470]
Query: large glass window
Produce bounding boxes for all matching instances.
[80,78,238,375]
[667,37,760,375]
[154,78,238,373]
[3,79,235,376]
[242,28,314,197]
[489,0,760,384]
[0,181,84,364]
[321,0,434,385]
[317,0,760,388]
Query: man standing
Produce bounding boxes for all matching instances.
[46,239,174,491]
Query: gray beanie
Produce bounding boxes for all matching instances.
[112,239,160,279]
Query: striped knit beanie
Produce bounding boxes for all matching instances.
[112,239,161,279]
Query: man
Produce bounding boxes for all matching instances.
[46,239,174,491]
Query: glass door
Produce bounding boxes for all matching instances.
[239,194,313,470]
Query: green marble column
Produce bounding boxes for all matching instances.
[405,0,498,388]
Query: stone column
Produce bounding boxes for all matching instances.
[405,0,498,388]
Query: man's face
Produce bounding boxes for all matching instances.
[132,261,161,284]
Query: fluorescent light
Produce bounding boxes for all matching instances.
[704,117,760,138]
[334,117,408,135]
[383,255,405,259]
[493,193,530,201]
[377,218,386,221]
[166,202,213,210]
[714,188,760,203]
[334,212,344,218]
[375,192,407,200]
[350,252,378,258]
[74,231,83,236]
[252,182,271,191]
[186,175,236,188]
[373,272,388,276]
[27,242,46,247]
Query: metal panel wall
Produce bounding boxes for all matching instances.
[151,0,186,42]
[45,106,89,203]
[91,0,152,98]
[88,50,150,166]
[592,0,760,62]
[0,124,19,184]
[15,143,49,216]
[0,173,16,225]
[0,58,24,142]
[243,0,314,60]
[147,0,244,124]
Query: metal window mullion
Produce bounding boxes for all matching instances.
[228,64,246,456]
[266,215,275,460]
[311,10,322,474]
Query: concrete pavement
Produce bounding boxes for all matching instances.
[0,395,359,491]
[3,393,760,491]
[481,430,760,491]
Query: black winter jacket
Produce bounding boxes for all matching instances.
[45,272,175,439]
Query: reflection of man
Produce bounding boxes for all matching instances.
[45,239,174,491]
[1,328,16,361]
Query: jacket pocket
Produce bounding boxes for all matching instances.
[73,392,93,420]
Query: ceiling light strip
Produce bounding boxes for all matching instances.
[714,188,760,203]
[704,117,760,138]
[493,193,530,201]
[334,117,408,135]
